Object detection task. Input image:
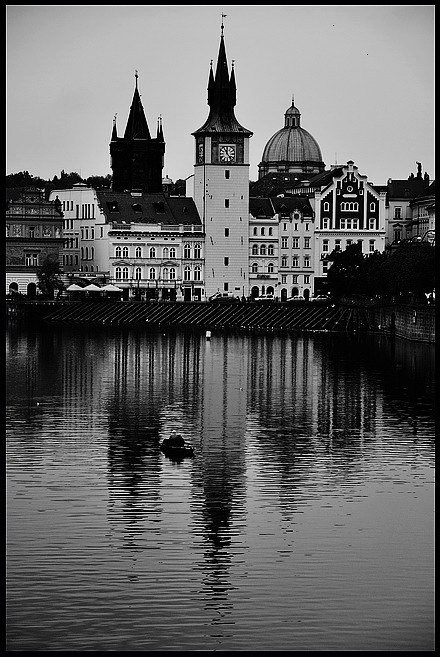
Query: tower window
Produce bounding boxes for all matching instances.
[225,199,230,208]
[225,170,230,179]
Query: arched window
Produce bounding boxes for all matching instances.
[149,268,156,280]
[135,267,142,280]
[281,255,288,267]
[261,227,265,236]
[163,267,169,280]
[253,227,258,235]
[252,245,258,255]
[194,243,201,259]
[122,267,129,280]
[170,267,176,280]
[122,246,129,258]
[170,247,176,259]
[251,262,258,273]
[149,247,156,259]
[115,267,122,280]
[163,247,169,260]
[115,246,121,258]
[260,245,266,255]
[184,265,191,281]
[268,245,274,256]
[194,266,201,281]
[370,202,375,212]
[268,262,274,273]
[184,243,191,258]
[135,246,142,258]
[323,201,330,212]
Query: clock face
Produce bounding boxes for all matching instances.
[219,145,236,162]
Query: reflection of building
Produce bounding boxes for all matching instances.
[6,187,64,295]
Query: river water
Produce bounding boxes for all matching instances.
[6,323,435,651]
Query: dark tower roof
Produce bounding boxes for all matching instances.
[123,73,151,140]
[192,28,252,136]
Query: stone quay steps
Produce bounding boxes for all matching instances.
[43,300,373,334]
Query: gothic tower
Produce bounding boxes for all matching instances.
[110,72,165,193]
[192,21,253,298]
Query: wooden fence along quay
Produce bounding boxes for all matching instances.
[6,298,435,343]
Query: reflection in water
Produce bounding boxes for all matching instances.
[6,324,435,651]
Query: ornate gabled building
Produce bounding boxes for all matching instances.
[110,73,165,193]
[6,187,64,296]
[192,22,253,298]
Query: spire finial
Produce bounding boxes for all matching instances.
[135,69,138,89]
[113,113,117,125]
[221,13,227,36]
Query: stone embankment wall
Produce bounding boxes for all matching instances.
[373,303,435,343]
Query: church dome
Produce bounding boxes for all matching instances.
[258,98,325,179]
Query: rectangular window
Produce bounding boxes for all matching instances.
[323,218,329,229]
[323,239,329,252]
[224,228,230,237]
[304,237,310,248]
[369,240,375,252]
[292,237,299,248]
[292,255,299,267]
[281,275,287,284]
[335,240,341,251]
[224,257,229,266]
[304,275,310,284]
[394,207,402,219]
[281,237,288,249]
[304,256,310,268]
[224,199,229,208]
[323,261,329,273]
[225,170,230,179]
[283,223,288,231]
[369,218,375,230]
[305,223,309,231]
[292,275,298,284]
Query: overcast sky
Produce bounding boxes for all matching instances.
[6,5,435,186]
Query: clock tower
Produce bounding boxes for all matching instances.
[192,22,253,299]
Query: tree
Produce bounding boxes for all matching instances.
[6,171,47,189]
[326,243,365,299]
[36,254,65,299]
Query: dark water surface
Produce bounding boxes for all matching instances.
[6,324,435,651]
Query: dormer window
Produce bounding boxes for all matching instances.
[107,201,119,213]
[153,202,165,213]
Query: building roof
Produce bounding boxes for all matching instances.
[260,99,324,166]
[386,178,430,200]
[192,34,252,136]
[270,196,314,217]
[96,191,202,226]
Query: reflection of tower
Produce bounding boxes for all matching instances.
[195,333,248,619]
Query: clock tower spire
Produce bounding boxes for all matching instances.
[192,20,253,299]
